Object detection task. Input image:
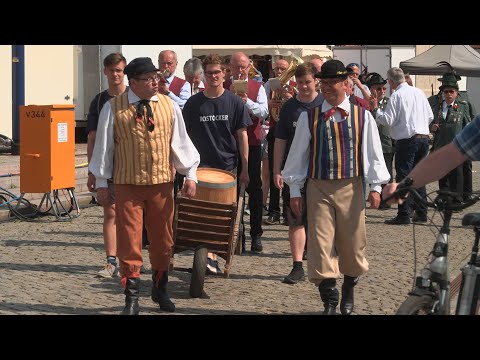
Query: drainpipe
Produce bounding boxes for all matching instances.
[11,45,24,155]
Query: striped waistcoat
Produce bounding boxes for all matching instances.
[308,103,365,180]
[111,92,174,185]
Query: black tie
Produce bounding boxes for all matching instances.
[446,104,452,118]
[136,100,154,132]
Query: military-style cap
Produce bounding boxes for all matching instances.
[438,71,461,82]
[439,72,459,91]
[366,72,387,88]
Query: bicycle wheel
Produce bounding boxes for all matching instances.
[396,295,438,315]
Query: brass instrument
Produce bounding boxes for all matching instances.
[268,55,304,121]
[248,60,262,80]
[157,69,170,83]
[277,54,304,94]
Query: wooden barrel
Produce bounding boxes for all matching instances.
[194,168,237,205]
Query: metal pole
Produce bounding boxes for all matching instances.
[12,45,25,155]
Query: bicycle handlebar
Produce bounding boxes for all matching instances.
[381,185,480,212]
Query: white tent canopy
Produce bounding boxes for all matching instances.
[399,45,480,77]
[192,45,332,58]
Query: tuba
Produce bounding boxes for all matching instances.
[268,55,304,121]
[280,55,303,91]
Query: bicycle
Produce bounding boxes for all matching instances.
[384,183,480,315]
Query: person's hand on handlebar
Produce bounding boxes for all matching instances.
[382,182,408,205]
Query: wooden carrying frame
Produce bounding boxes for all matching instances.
[171,186,244,278]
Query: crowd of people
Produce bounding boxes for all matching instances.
[86,49,478,315]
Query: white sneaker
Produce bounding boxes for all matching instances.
[97,263,119,278]
[206,258,218,275]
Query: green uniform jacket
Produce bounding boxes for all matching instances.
[376,97,394,153]
[430,99,471,151]
[428,91,476,119]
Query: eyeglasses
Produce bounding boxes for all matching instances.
[136,75,161,84]
[320,78,344,86]
[159,61,175,66]
[443,89,456,94]
[205,70,223,76]
[231,64,250,71]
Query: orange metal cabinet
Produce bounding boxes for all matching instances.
[20,105,76,193]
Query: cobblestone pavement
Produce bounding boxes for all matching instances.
[0,165,479,315]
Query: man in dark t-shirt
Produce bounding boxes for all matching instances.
[183,90,251,171]
[182,54,251,274]
[274,62,323,285]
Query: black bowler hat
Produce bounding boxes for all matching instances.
[314,59,353,79]
[124,57,159,78]
[439,72,459,91]
[366,72,387,88]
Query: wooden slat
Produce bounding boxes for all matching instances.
[174,238,229,253]
[176,220,230,233]
[178,212,232,226]
[178,196,236,210]
[179,205,233,218]
[177,228,230,242]
[174,245,228,255]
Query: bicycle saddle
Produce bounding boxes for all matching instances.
[462,213,480,227]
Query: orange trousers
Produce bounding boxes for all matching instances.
[115,183,174,278]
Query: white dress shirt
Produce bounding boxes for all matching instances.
[442,101,453,119]
[282,97,390,197]
[354,83,370,99]
[165,74,191,109]
[89,91,200,188]
[231,77,269,121]
[374,82,434,140]
[193,81,206,95]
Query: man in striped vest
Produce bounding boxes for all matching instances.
[89,57,200,315]
[282,60,390,315]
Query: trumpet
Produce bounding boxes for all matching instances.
[157,69,170,84]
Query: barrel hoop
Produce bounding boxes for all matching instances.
[197,179,237,189]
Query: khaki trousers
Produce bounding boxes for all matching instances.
[306,177,369,286]
[115,183,174,278]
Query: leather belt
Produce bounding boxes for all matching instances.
[412,134,429,139]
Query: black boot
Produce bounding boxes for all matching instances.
[318,279,339,315]
[121,277,140,315]
[151,270,175,312]
[251,237,263,252]
[241,232,246,254]
[340,275,359,315]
